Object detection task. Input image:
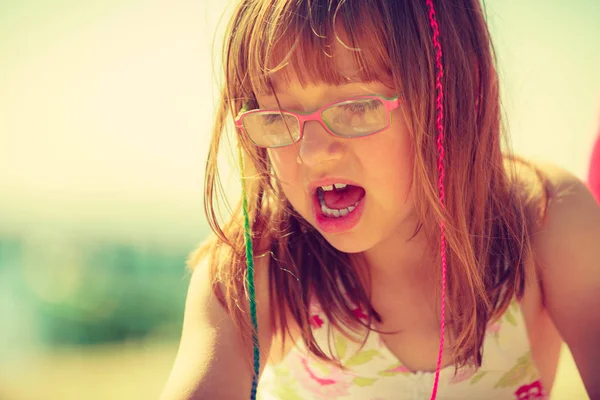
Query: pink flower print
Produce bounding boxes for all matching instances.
[310,314,324,329]
[449,364,478,384]
[514,380,548,400]
[287,351,355,398]
[388,364,411,374]
[309,302,325,329]
[378,363,413,377]
[352,307,368,320]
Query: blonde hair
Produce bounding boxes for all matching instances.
[197,0,547,369]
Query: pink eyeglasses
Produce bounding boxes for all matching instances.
[234,94,400,148]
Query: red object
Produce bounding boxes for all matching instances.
[351,307,368,320]
[514,380,546,400]
[426,1,448,399]
[310,315,324,329]
[589,130,600,202]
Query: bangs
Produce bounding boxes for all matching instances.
[226,0,394,99]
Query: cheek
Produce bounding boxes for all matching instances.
[358,119,414,199]
[385,112,414,181]
[267,147,300,183]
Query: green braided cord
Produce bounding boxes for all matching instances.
[237,144,260,400]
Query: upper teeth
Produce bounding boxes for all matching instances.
[320,183,347,191]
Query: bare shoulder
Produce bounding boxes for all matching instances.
[160,239,273,399]
[514,160,600,293]
[508,158,598,234]
[521,161,600,397]
[526,161,600,272]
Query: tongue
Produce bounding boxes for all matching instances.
[323,185,366,209]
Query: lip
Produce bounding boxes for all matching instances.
[309,178,366,234]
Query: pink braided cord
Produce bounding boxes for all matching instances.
[425,1,447,399]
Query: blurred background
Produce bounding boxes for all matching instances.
[0,0,598,399]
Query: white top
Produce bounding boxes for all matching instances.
[257,300,548,400]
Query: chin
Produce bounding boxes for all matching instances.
[318,231,376,254]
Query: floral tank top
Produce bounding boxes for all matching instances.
[257,300,548,400]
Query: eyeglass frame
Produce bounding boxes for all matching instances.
[234,94,400,148]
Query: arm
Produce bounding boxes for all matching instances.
[534,165,600,399]
[160,255,273,400]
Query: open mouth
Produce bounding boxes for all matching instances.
[316,183,366,218]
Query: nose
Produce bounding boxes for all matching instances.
[298,120,345,167]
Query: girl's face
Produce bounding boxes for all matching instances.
[259,54,415,254]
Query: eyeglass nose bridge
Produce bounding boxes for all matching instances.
[294,110,334,143]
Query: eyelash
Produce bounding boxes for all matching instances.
[340,101,381,113]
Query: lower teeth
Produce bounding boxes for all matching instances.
[318,192,361,218]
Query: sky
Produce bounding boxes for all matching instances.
[0,0,599,241]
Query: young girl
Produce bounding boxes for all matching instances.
[161,0,600,399]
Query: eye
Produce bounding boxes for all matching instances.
[263,114,282,125]
[341,99,382,114]
[344,103,366,114]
